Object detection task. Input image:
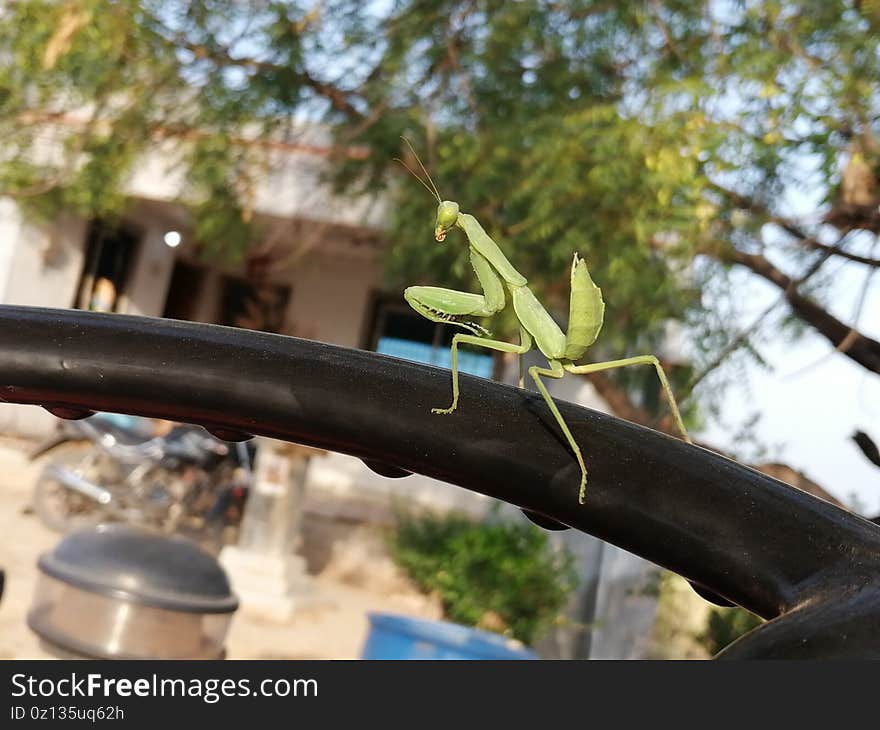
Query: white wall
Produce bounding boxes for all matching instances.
[305,452,494,518]
[0,198,23,302]
[284,246,379,346]
[123,225,176,318]
[124,129,387,230]
[1,211,86,308]
[0,203,88,436]
[588,543,662,659]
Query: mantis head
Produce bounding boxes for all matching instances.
[434,201,460,242]
[393,138,457,240]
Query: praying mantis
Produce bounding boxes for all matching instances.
[398,143,692,504]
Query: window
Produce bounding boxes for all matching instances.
[367,297,495,379]
[74,220,141,312]
[162,261,208,322]
[219,276,291,333]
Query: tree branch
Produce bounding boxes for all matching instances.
[584,371,664,431]
[853,430,880,469]
[14,110,369,159]
[711,182,813,237]
[711,182,880,266]
[801,237,880,267]
[699,183,880,374]
[708,244,880,374]
[171,35,367,118]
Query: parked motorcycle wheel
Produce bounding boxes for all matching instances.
[32,443,113,533]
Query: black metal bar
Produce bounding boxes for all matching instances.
[2,305,879,658]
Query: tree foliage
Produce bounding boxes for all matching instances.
[2,1,879,423]
[328,0,880,400]
[0,0,340,256]
[698,605,763,657]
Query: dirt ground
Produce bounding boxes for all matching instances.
[0,440,439,660]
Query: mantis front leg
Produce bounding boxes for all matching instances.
[433,328,533,414]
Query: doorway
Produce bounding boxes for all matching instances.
[219,276,291,333]
[162,261,209,322]
[73,220,141,312]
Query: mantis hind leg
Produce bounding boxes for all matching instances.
[528,360,589,504]
[433,328,532,415]
[564,355,691,443]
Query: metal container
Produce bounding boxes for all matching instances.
[28,524,238,659]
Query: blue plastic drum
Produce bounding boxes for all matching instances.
[360,612,537,660]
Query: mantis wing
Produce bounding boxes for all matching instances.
[564,254,605,361]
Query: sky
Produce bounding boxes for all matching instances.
[698,256,880,516]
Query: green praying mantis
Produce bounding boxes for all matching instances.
[398,143,692,504]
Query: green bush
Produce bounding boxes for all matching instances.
[698,606,763,656]
[389,511,577,646]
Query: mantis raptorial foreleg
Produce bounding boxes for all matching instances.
[433,328,533,414]
[563,355,692,444]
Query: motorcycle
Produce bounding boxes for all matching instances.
[29,414,252,548]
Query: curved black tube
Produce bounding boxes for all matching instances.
[2,305,879,657]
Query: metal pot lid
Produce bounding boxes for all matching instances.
[37,524,238,614]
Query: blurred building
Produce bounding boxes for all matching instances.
[0,124,672,658]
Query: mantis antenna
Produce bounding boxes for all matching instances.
[394,136,442,203]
